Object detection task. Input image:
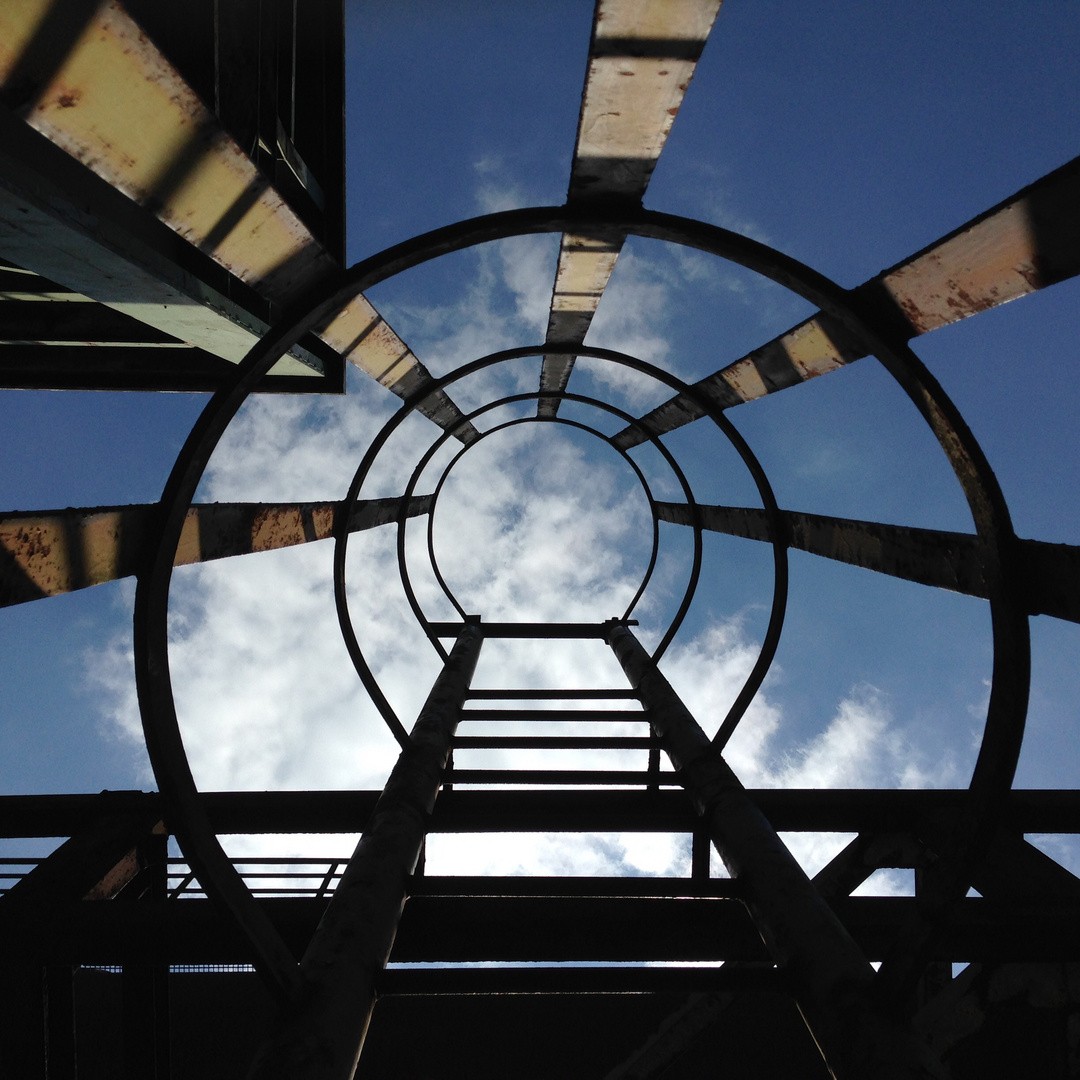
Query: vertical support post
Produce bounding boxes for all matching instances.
[607,625,945,1080]
[690,825,710,883]
[0,964,46,1078]
[123,830,171,1080]
[44,965,77,1079]
[646,732,661,793]
[247,624,484,1080]
[911,865,953,1012]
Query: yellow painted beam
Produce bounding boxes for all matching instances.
[614,156,1080,447]
[0,1,476,432]
[538,0,723,416]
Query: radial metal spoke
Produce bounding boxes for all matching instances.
[0,2,476,432]
[658,501,1080,622]
[0,494,431,606]
[615,156,1080,447]
[317,294,478,440]
[537,0,723,417]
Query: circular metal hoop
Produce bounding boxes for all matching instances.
[132,204,1029,997]
[415,414,666,645]
[331,344,788,746]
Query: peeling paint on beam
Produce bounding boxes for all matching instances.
[0,495,432,606]
[0,2,476,435]
[614,157,1080,447]
[570,0,724,204]
[879,155,1080,333]
[0,2,331,304]
[317,297,479,441]
[538,0,723,416]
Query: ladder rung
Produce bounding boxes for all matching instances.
[431,622,629,638]
[458,710,646,722]
[465,688,638,700]
[444,769,679,786]
[452,736,652,750]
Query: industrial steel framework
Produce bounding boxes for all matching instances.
[1,2,1079,1078]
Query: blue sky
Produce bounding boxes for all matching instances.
[1,1,1078,883]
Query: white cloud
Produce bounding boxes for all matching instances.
[84,194,957,896]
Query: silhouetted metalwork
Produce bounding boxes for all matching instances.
[1,1,1078,1078]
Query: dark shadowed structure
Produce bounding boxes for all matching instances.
[1,3,1078,1078]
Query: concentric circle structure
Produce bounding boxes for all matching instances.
[135,206,1027,1079]
[1,4,1078,1080]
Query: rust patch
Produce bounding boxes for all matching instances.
[57,92,80,109]
[1017,263,1043,290]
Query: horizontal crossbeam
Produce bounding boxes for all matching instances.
[5,789,1080,838]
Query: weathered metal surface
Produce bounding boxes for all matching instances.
[537,0,723,416]
[318,296,479,441]
[611,312,876,448]
[608,624,946,1079]
[0,495,432,607]
[656,501,1080,623]
[0,2,329,300]
[880,156,1080,333]
[614,156,1080,447]
[0,2,477,431]
[660,501,988,592]
[570,0,723,202]
[0,111,320,377]
[248,626,482,1080]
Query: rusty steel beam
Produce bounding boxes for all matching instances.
[537,0,722,417]
[0,3,478,436]
[0,494,431,607]
[657,501,1080,622]
[247,625,482,1080]
[608,624,946,1079]
[614,156,1080,447]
